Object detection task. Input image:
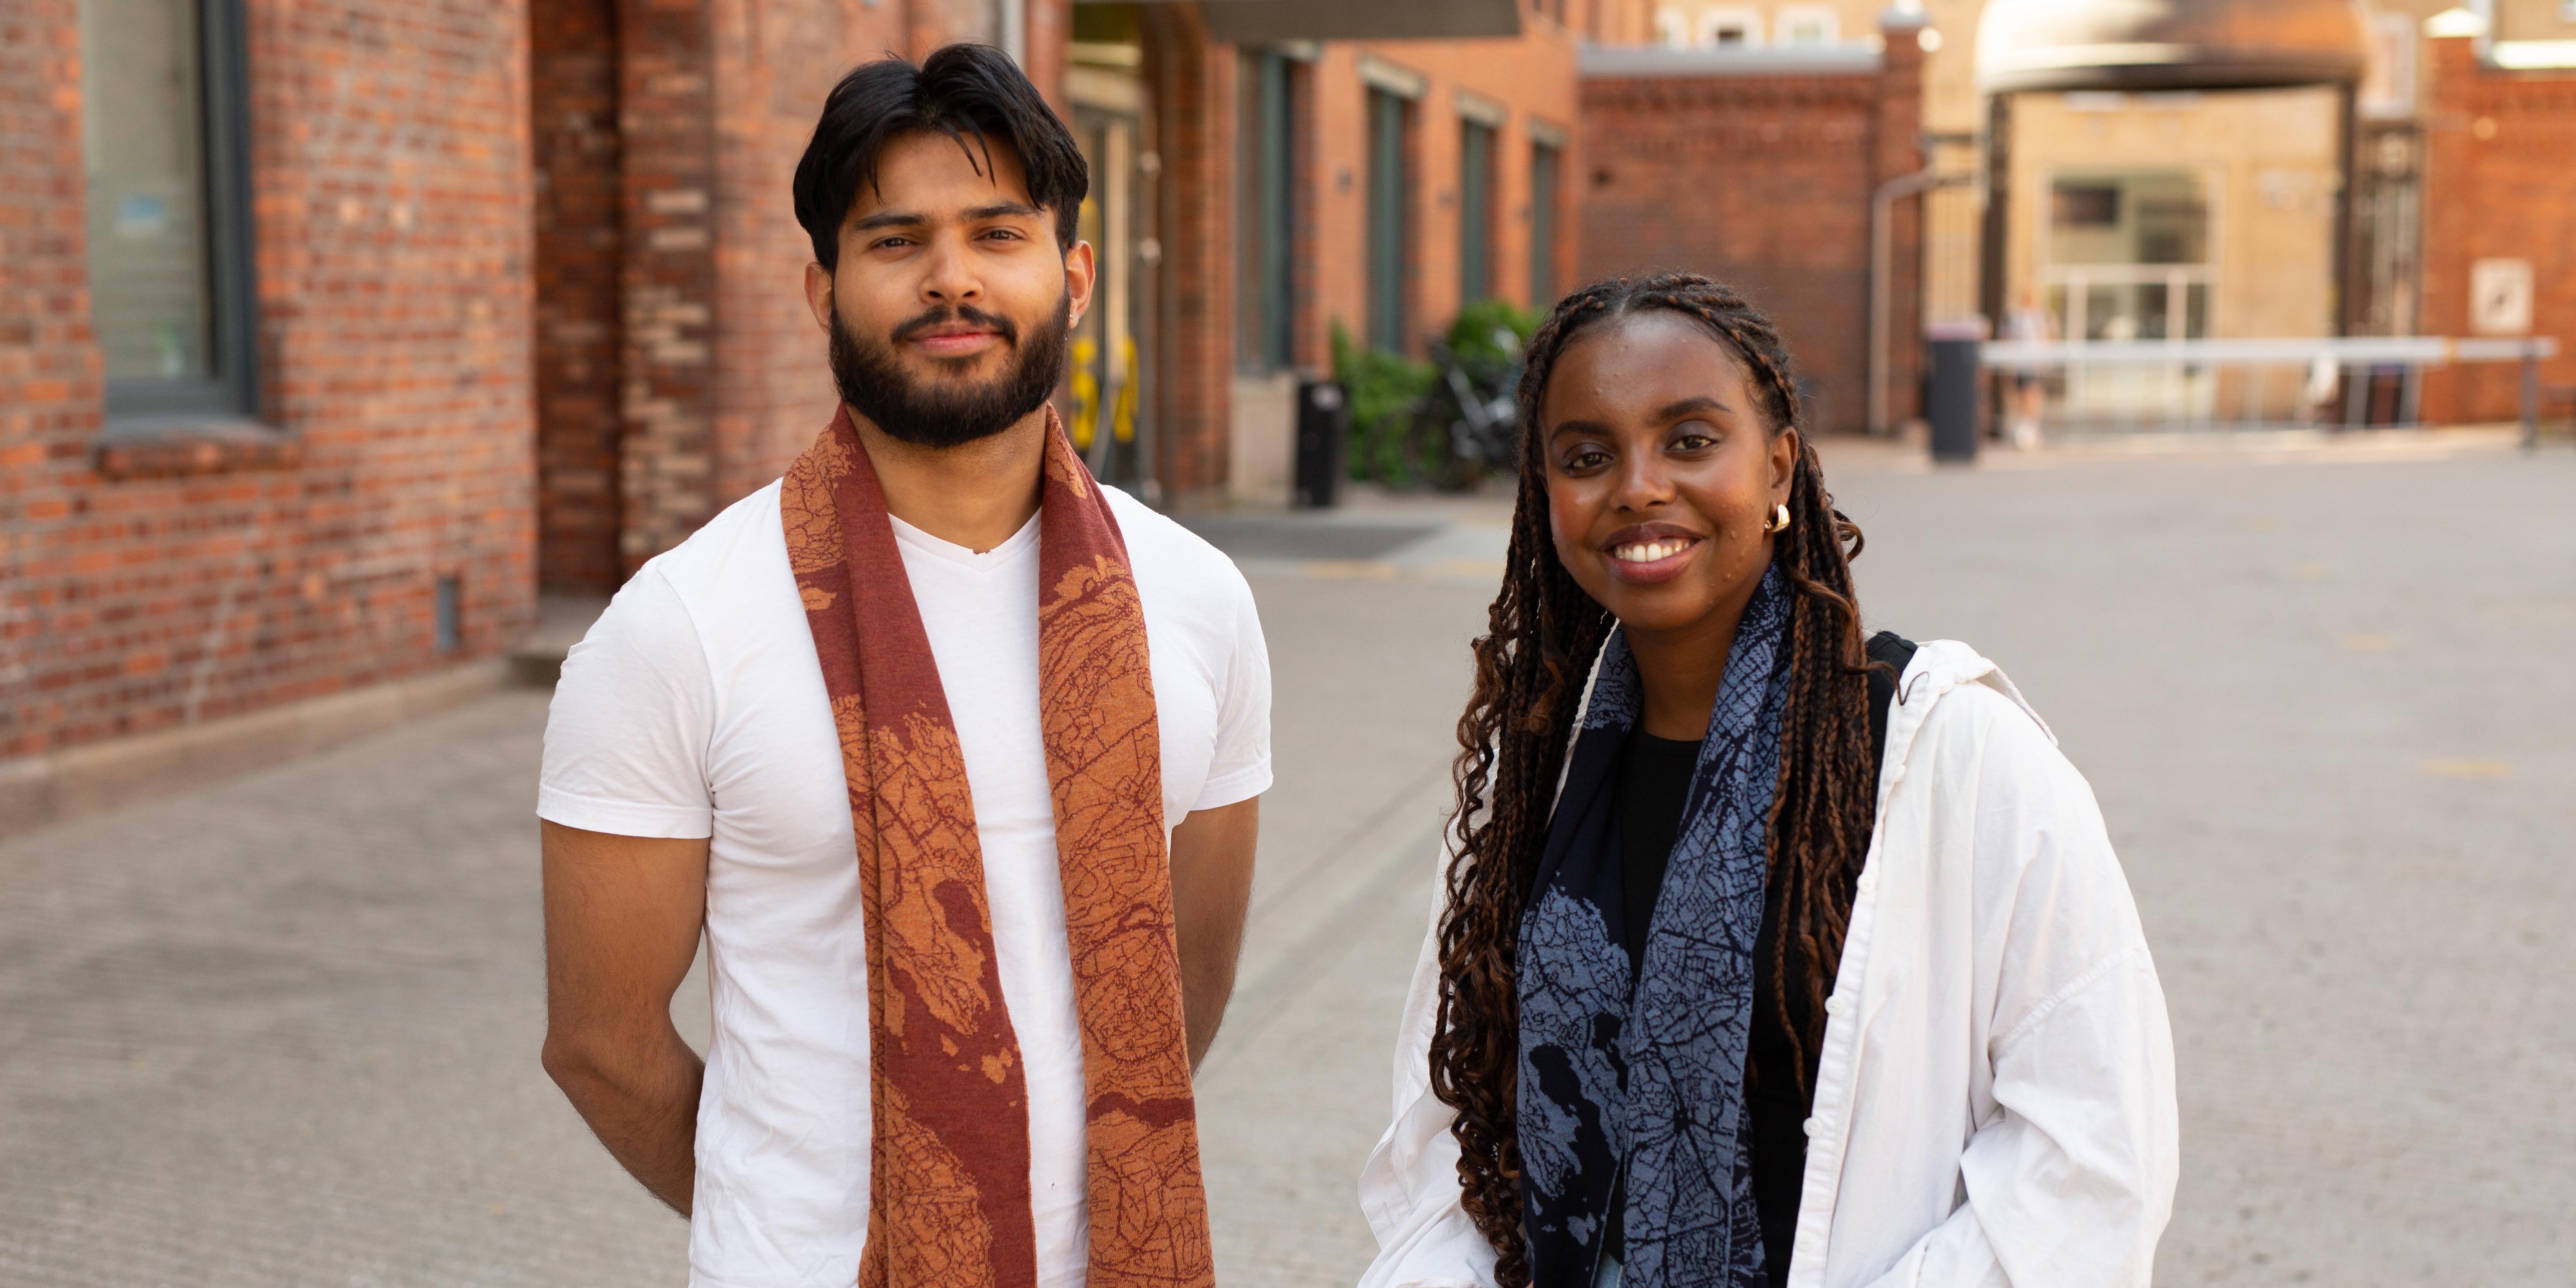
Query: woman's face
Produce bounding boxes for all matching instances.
[1540,310,1797,639]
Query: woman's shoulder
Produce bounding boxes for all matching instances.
[1897,640,2082,787]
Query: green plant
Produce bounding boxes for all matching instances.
[1331,321,1434,484]
[1445,298,1542,369]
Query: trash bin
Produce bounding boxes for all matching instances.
[1294,380,1347,508]
[1925,319,1986,465]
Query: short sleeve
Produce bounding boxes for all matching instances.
[537,564,718,839]
[1190,574,1272,813]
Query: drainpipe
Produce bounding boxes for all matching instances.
[1869,168,1971,436]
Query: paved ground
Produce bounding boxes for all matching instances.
[3,433,2571,1284]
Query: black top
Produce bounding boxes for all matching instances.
[1614,732,1703,977]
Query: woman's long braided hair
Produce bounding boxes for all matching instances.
[1429,274,1880,1286]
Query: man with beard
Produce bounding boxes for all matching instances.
[534,45,1268,1288]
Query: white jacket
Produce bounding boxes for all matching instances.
[1356,640,2178,1288]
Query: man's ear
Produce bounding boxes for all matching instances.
[1063,238,1097,331]
[803,261,835,332]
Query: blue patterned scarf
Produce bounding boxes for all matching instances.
[1516,564,1792,1288]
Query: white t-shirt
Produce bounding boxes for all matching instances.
[537,478,1271,1288]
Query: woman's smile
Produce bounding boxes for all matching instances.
[1602,523,1707,584]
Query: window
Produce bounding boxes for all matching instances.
[1237,51,1297,372]
[1529,140,1561,307]
[1366,89,1413,353]
[80,0,258,421]
[1654,6,1689,48]
[2053,183,2119,229]
[1776,5,1839,46]
[2044,169,2216,343]
[1458,119,1496,309]
[1698,7,1763,47]
[2049,172,2208,268]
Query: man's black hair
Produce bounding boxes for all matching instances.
[792,44,1089,266]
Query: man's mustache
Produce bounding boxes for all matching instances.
[890,305,1019,347]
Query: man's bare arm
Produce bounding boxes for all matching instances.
[1168,796,1259,1071]
[540,820,709,1216]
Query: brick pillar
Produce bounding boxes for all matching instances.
[1141,7,1235,508]
[1875,13,1927,430]
[2415,28,2479,426]
[616,0,720,573]
[533,0,626,593]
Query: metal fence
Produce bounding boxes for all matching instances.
[1978,335,2566,445]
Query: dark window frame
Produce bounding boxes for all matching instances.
[1457,116,1496,309]
[1236,49,1298,373]
[1365,87,1414,354]
[1529,138,1561,307]
[95,0,262,427]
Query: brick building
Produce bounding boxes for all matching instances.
[1575,13,1927,434]
[1,0,1049,828]
[0,0,1609,827]
[5,0,546,823]
[17,0,2574,827]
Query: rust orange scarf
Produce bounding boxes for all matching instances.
[781,405,1213,1288]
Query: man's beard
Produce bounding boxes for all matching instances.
[828,292,1071,449]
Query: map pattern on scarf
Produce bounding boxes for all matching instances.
[1517,564,1791,1288]
[783,405,1213,1288]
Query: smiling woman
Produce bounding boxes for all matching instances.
[1358,274,2178,1288]
[1536,310,1799,739]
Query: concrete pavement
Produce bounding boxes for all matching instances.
[2,434,2571,1284]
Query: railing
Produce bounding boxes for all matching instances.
[1978,335,2564,445]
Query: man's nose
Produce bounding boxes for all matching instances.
[919,235,982,305]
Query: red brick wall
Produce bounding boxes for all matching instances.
[533,0,623,592]
[2418,33,2576,425]
[1576,34,1924,435]
[0,0,104,752]
[614,0,722,571]
[3,0,538,761]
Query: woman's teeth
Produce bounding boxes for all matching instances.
[1611,539,1693,563]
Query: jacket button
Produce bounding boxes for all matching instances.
[1856,872,1877,897]
[1803,1116,1821,1137]
[1825,995,1848,1017]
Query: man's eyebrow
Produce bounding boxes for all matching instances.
[849,209,927,233]
[849,201,1041,233]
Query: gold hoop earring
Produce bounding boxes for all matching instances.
[1767,503,1791,534]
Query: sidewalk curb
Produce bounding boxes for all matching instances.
[0,660,513,842]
